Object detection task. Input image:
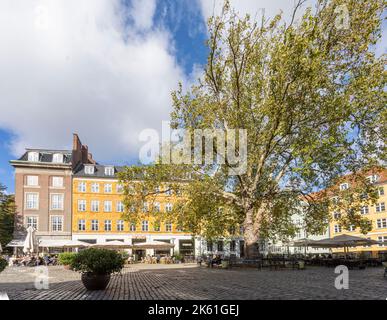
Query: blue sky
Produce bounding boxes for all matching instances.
[0,0,385,193]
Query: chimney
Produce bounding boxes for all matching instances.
[81,145,89,163]
[73,133,82,151]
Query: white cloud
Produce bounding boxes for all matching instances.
[0,0,186,164]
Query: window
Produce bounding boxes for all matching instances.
[153,202,160,212]
[91,200,99,212]
[104,220,112,231]
[50,194,64,210]
[142,220,148,231]
[28,152,39,162]
[52,177,63,188]
[78,200,86,212]
[104,184,112,193]
[154,221,160,232]
[230,240,236,252]
[25,193,38,210]
[91,220,99,231]
[116,201,124,212]
[348,225,355,232]
[376,202,386,212]
[130,222,136,231]
[78,182,86,192]
[116,184,123,193]
[165,203,173,212]
[360,206,369,215]
[340,183,349,191]
[51,216,63,232]
[117,220,124,231]
[78,219,86,231]
[165,187,172,196]
[142,202,148,213]
[367,175,379,183]
[52,153,63,163]
[378,236,387,247]
[26,216,38,229]
[334,225,342,233]
[165,222,172,232]
[376,219,387,229]
[378,187,385,196]
[84,165,95,175]
[104,201,112,212]
[91,183,99,193]
[331,196,339,204]
[333,212,341,219]
[26,176,38,186]
[104,166,114,176]
[207,241,213,252]
[217,241,224,251]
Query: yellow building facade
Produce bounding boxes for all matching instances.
[71,164,194,258]
[329,170,387,257]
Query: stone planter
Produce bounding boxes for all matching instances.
[81,273,111,290]
[63,265,71,270]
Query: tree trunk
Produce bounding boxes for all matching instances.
[243,208,260,259]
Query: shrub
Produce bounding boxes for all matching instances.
[58,252,77,266]
[0,257,7,273]
[71,248,124,275]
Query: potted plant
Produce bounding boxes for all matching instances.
[71,248,124,290]
[0,257,7,273]
[58,252,77,270]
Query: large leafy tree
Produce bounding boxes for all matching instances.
[0,184,15,252]
[119,0,386,258]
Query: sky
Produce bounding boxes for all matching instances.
[0,0,385,193]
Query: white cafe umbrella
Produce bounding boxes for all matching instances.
[91,240,132,249]
[23,226,37,254]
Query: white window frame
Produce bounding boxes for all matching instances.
[154,202,160,212]
[91,183,99,193]
[104,166,114,176]
[376,219,387,229]
[25,192,39,210]
[78,182,86,192]
[116,184,124,193]
[50,215,63,232]
[165,222,172,232]
[52,153,63,163]
[104,184,112,193]
[376,202,386,213]
[360,206,369,215]
[116,201,124,213]
[78,200,86,212]
[26,175,39,187]
[165,203,173,212]
[130,223,136,231]
[52,176,64,188]
[378,187,385,196]
[25,216,38,230]
[104,220,112,231]
[84,165,95,175]
[78,219,86,231]
[334,225,342,233]
[367,175,379,184]
[104,201,112,212]
[141,220,148,232]
[28,152,39,162]
[91,200,99,212]
[117,220,124,231]
[50,193,64,210]
[91,219,99,231]
[378,236,387,247]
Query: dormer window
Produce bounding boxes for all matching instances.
[28,152,39,162]
[104,166,114,176]
[340,183,349,191]
[367,175,379,184]
[85,165,95,175]
[52,153,63,163]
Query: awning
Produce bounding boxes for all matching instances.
[132,240,175,249]
[38,239,91,248]
[91,240,132,249]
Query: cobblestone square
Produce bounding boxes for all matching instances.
[0,264,386,300]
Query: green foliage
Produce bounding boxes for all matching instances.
[58,252,77,266]
[119,0,386,254]
[0,184,15,252]
[71,248,124,275]
[0,257,7,273]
